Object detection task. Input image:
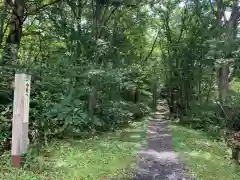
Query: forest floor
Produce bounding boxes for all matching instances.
[170,124,240,180]
[0,120,147,180]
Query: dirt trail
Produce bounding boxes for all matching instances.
[133,100,195,180]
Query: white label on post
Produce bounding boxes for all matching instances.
[23,76,31,123]
[25,79,30,97]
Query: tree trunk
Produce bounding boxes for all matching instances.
[205,70,214,102]
[152,81,157,111]
[218,63,230,102]
[232,148,240,164]
[169,87,177,114]
[0,3,8,46]
[2,0,25,65]
[88,87,97,119]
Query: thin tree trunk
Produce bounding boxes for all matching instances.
[143,30,159,62]
[2,0,25,65]
[152,79,157,111]
[218,63,230,101]
[232,148,240,164]
[0,3,8,46]
[206,72,214,103]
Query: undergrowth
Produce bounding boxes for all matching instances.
[0,120,147,180]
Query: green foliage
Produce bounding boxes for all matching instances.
[178,102,223,137]
[224,94,240,131]
[0,0,155,150]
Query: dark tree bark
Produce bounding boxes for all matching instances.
[2,0,25,65]
[0,3,8,46]
[232,148,240,164]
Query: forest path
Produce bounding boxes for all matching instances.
[133,100,195,180]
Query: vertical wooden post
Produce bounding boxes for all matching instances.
[11,73,31,168]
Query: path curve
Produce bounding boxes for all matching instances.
[133,100,195,180]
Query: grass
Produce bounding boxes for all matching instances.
[0,120,147,180]
[170,124,240,180]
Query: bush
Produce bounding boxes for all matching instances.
[0,65,152,151]
[176,102,223,138]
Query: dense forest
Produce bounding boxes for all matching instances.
[1,0,240,178]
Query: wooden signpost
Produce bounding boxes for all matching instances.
[11,73,31,168]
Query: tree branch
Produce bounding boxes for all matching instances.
[208,0,216,15]
[0,22,9,47]
[143,30,160,62]
[229,0,240,23]
[177,0,188,43]
[26,0,62,16]
[98,6,118,38]
[22,31,42,37]
[164,11,172,43]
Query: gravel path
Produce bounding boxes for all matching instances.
[133,100,195,180]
